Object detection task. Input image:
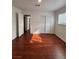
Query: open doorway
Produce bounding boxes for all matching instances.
[24,15,31,33]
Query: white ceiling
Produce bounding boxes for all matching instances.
[12,0,66,12]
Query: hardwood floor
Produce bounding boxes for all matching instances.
[12,32,66,59]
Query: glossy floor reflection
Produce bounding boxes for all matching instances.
[12,33,66,59]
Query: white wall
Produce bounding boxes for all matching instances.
[12,6,24,39]
[12,7,17,39]
[54,6,66,42]
[12,5,65,42]
[23,11,55,34]
[18,13,24,36]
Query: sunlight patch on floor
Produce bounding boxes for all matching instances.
[30,35,43,43]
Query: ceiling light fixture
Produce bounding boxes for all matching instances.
[35,4,40,6]
[38,0,42,3]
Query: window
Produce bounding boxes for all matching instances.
[58,13,66,25]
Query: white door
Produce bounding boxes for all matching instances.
[41,16,52,33]
[46,16,51,33]
[31,16,54,34]
[41,16,46,33]
[41,16,54,34]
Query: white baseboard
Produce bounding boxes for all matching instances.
[55,33,66,42]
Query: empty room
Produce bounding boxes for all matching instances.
[12,0,66,59]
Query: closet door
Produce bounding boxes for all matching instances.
[40,16,46,33]
[46,16,51,33]
[41,16,53,33]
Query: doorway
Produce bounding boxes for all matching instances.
[24,15,31,33]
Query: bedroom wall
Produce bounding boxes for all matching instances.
[54,6,66,42]
[12,6,24,40]
[23,11,55,34]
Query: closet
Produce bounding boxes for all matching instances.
[30,15,54,34]
[41,16,54,34]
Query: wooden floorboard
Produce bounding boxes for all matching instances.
[12,32,66,59]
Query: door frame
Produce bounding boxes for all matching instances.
[24,15,31,33]
[16,13,19,37]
